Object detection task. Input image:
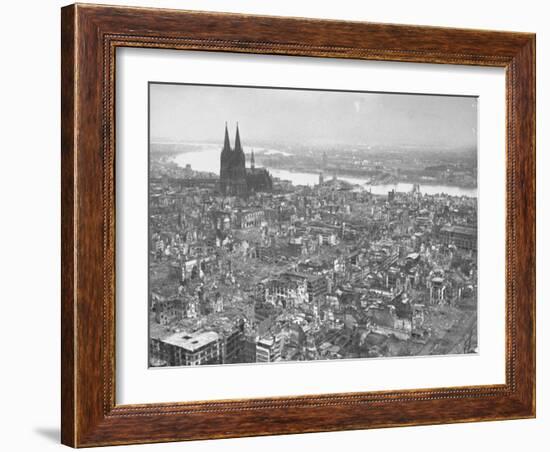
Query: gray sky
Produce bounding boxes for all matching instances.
[150,83,477,150]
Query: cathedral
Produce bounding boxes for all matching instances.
[219,123,273,196]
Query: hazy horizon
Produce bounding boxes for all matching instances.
[150,83,477,151]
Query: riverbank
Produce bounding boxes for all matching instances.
[168,147,477,198]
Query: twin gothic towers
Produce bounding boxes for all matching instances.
[219,123,273,196]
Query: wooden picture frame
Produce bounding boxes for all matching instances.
[61,3,535,447]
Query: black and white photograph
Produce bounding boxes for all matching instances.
[1,0,542,450]
[148,83,479,367]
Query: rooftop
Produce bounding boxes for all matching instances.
[162,331,219,352]
[441,225,477,236]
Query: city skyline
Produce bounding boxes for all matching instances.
[149,83,478,368]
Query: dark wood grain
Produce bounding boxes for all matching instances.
[61,3,536,447]
[60,4,76,447]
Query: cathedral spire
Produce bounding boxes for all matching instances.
[234,122,242,153]
[251,149,255,170]
[223,121,231,152]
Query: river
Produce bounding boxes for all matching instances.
[171,145,477,198]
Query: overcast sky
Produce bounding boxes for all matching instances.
[150,83,477,150]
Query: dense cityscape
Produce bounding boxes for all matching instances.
[148,122,478,367]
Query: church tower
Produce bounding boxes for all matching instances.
[219,123,273,197]
[220,123,231,176]
[223,122,231,151]
[232,123,247,195]
[234,122,243,153]
[219,122,232,195]
[219,122,247,196]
